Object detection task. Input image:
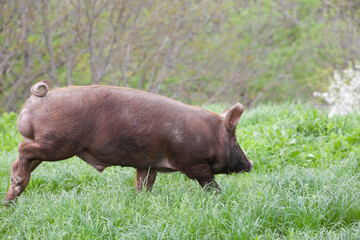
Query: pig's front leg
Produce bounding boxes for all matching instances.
[181,163,221,191]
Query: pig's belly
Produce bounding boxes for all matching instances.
[76,151,177,172]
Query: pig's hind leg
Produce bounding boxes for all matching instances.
[136,168,157,192]
[3,141,76,205]
[3,158,42,205]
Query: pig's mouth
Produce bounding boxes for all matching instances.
[225,160,253,174]
[240,161,253,173]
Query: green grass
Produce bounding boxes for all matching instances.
[1,103,360,239]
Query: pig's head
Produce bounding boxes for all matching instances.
[219,103,253,174]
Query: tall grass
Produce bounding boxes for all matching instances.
[1,103,360,239]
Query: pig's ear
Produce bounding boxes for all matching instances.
[224,103,244,130]
[219,108,230,118]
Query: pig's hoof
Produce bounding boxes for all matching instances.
[2,198,16,207]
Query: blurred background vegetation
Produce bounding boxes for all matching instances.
[0,0,359,112]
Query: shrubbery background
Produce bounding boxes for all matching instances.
[1,0,359,112]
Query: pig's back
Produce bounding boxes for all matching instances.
[22,85,220,143]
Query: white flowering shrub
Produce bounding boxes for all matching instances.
[314,64,360,117]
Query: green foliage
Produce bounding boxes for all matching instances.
[1,103,360,239]
[1,0,359,112]
[237,103,360,171]
[0,112,21,152]
[215,0,344,103]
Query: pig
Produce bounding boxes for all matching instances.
[3,80,252,205]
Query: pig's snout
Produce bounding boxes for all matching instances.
[243,160,253,173]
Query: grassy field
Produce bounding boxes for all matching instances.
[1,103,360,239]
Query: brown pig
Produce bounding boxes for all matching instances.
[4,80,252,205]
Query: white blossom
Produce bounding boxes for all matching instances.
[313,64,360,117]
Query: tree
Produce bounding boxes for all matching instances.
[0,0,359,112]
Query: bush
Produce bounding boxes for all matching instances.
[314,64,360,117]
